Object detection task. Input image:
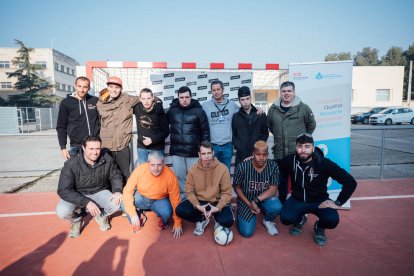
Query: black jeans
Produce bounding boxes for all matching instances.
[176,199,234,228]
[106,146,131,186]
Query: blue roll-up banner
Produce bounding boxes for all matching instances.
[288,61,353,208]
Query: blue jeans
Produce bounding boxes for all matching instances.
[136,148,164,166]
[237,196,282,238]
[122,190,173,225]
[280,196,339,229]
[171,155,198,199]
[212,142,233,171]
[69,147,81,157]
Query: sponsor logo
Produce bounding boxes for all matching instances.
[198,74,207,79]
[230,75,240,80]
[198,97,207,101]
[186,81,196,86]
[198,86,207,90]
[241,79,251,84]
[154,92,162,96]
[292,71,308,81]
[164,85,174,89]
[208,78,218,83]
[164,96,174,101]
[230,98,238,102]
[152,80,162,85]
[230,87,240,91]
[175,77,185,82]
[223,82,229,87]
[224,93,229,98]
[315,72,343,80]
[164,73,174,78]
[192,93,196,97]
[87,104,96,109]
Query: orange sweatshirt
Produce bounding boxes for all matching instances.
[123,163,182,228]
[185,158,232,211]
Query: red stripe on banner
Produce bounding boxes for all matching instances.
[182,62,197,69]
[238,63,252,69]
[266,63,279,70]
[123,62,137,68]
[85,61,108,80]
[152,62,167,68]
[210,63,225,69]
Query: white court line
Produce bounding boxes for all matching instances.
[0,211,56,218]
[351,195,414,200]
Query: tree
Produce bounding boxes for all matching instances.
[6,39,61,107]
[353,47,380,66]
[403,43,414,100]
[325,52,351,61]
[381,46,406,66]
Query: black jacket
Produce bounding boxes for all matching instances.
[278,147,357,206]
[232,105,269,165]
[57,151,123,207]
[133,99,169,150]
[166,98,210,157]
[56,93,100,149]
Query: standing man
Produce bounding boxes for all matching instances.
[176,141,234,236]
[232,86,269,167]
[56,136,123,238]
[97,76,140,184]
[267,81,316,204]
[279,133,357,246]
[56,76,100,159]
[123,151,183,239]
[202,80,239,170]
[166,86,210,199]
[233,141,282,237]
[133,88,169,165]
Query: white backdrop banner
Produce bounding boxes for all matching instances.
[288,61,353,207]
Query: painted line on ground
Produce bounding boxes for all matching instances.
[351,195,414,200]
[0,211,56,218]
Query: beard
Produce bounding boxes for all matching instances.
[298,153,312,163]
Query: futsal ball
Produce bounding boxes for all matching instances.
[214,226,233,246]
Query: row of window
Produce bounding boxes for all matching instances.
[351,89,391,102]
[1,82,12,88]
[55,63,75,76]
[56,82,75,92]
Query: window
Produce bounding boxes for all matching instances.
[67,85,71,91]
[62,84,66,91]
[56,82,60,90]
[66,67,70,74]
[71,69,75,76]
[36,61,47,69]
[55,63,59,70]
[0,61,10,68]
[1,82,12,88]
[376,89,390,101]
[61,65,65,72]
[72,86,75,92]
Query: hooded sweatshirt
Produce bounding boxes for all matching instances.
[185,157,232,210]
[56,93,100,149]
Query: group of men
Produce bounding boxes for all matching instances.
[55,76,357,246]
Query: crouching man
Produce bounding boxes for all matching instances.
[56,136,123,238]
[122,151,183,239]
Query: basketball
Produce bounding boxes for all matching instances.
[214,226,233,246]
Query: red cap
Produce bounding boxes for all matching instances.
[106,76,123,87]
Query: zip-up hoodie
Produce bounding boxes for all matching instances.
[56,93,100,149]
[185,157,232,210]
[278,147,357,206]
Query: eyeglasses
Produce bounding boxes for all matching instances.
[297,133,313,139]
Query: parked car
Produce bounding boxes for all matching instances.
[369,107,414,125]
[351,107,387,124]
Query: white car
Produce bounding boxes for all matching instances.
[369,107,414,125]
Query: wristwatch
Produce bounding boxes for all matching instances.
[253,197,261,205]
[334,199,341,207]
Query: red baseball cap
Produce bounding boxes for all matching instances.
[106,76,123,87]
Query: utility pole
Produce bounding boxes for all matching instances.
[408,60,412,107]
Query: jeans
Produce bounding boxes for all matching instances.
[212,142,233,171]
[56,190,120,223]
[278,168,288,204]
[280,196,339,229]
[171,155,198,199]
[122,190,173,225]
[69,147,81,157]
[176,199,234,228]
[136,148,164,166]
[106,146,131,185]
[237,196,282,238]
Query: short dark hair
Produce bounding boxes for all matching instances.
[280,81,295,91]
[296,133,314,145]
[75,76,90,87]
[177,86,191,95]
[140,88,153,96]
[199,141,213,151]
[82,135,102,147]
[210,80,224,90]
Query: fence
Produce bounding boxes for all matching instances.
[0,107,58,134]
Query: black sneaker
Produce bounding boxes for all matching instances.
[289,215,308,236]
[313,221,327,246]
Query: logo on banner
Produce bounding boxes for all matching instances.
[292,72,308,81]
[315,72,343,80]
[164,85,174,89]
[186,81,196,86]
[175,77,185,82]
[208,78,218,83]
[198,97,207,101]
[164,96,174,101]
[241,79,251,84]
[154,92,162,96]
[192,93,196,97]
[164,73,174,78]
[198,74,207,79]
[223,82,229,87]
[198,86,207,90]
[152,80,162,85]
[230,75,240,80]
[230,87,240,91]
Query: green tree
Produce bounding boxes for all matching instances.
[324,52,351,61]
[353,47,380,66]
[381,46,407,66]
[403,43,414,100]
[6,39,61,107]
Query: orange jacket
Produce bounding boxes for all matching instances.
[123,163,182,227]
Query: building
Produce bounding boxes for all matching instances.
[351,66,404,113]
[0,48,79,100]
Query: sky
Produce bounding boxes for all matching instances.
[1,0,413,69]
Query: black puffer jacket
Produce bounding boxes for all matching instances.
[278,147,357,206]
[167,98,210,157]
[57,151,123,207]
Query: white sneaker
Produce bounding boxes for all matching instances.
[214,221,221,231]
[194,218,210,236]
[263,219,278,236]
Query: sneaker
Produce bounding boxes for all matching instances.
[158,218,169,230]
[214,221,221,231]
[194,218,210,236]
[138,211,148,227]
[289,215,308,236]
[313,221,327,246]
[263,219,279,236]
[69,219,83,238]
[95,214,111,231]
